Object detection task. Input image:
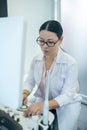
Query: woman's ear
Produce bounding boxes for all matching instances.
[60,35,63,41]
[59,35,63,46]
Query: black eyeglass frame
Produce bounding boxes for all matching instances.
[36,37,59,47]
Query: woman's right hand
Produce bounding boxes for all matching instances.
[22,94,28,105]
[22,90,29,105]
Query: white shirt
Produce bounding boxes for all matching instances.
[24,47,81,107]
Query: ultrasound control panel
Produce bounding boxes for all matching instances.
[0,104,35,130]
[0,104,54,130]
[0,109,23,130]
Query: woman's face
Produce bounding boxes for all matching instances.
[39,30,63,57]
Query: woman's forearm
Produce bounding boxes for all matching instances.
[49,99,60,110]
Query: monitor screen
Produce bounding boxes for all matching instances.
[0,17,25,109]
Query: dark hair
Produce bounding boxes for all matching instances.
[39,20,63,39]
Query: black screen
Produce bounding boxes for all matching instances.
[0,0,8,17]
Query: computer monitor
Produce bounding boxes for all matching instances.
[0,17,25,109]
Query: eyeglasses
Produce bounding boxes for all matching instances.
[36,37,59,47]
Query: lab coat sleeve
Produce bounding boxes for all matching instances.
[23,58,35,92]
[54,62,81,107]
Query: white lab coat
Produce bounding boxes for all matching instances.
[24,48,82,130]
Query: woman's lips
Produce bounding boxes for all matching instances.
[43,50,49,53]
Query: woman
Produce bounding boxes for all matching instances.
[23,20,81,130]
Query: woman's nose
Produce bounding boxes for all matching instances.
[43,43,48,48]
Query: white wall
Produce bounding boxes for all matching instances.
[61,0,87,95]
[7,0,54,74]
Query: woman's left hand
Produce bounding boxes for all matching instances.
[24,102,44,117]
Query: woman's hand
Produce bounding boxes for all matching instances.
[24,102,44,116]
[22,94,28,105]
[22,90,29,105]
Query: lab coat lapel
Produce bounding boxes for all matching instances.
[34,54,44,85]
